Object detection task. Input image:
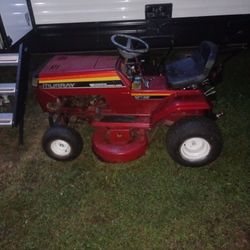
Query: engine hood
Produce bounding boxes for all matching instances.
[39,55,119,77]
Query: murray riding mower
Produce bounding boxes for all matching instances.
[35,34,223,167]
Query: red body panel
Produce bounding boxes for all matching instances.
[36,55,212,128]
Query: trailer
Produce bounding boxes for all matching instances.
[0,0,250,52]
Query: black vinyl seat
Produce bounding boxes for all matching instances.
[165,41,218,89]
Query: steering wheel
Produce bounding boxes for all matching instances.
[111,34,149,59]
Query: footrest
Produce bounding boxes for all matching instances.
[91,116,150,129]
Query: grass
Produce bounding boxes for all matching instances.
[0,49,250,249]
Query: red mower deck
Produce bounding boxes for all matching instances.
[92,128,148,163]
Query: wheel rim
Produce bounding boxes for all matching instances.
[50,139,71,157]
[180,137,211,162]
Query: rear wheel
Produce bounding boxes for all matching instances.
[42,126,83,161]
[166,117,222,167]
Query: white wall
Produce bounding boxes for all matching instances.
[31,0,250,25]
[0,0,32,45]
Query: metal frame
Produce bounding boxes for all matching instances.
[13,43,30,144]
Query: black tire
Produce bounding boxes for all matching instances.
[42,126,83,161]
[166,116,222,167]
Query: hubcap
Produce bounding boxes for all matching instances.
[180,137,211,162]
[50,139,71,157]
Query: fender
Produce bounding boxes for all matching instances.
[151,93,212,126]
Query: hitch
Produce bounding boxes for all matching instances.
[207,111,224,120]
[216,112,224,119]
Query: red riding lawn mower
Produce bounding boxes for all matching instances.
[35,34,223,167]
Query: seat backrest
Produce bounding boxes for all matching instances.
[198,41,218,75]
[164,40,218,89]
[191,41,217,76]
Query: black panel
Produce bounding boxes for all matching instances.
[27,14,250,53]
[172,15,250,46]
[30,20,146,53]
[145,3,173,46]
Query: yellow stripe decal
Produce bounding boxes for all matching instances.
[39,76,120,84]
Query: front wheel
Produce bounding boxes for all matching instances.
[166,117,222,167]
[42,126,83,161]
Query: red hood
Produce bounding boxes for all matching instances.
[39,55,119,77]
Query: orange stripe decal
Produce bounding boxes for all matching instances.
[39,71,118,81]
[131,92,172,97]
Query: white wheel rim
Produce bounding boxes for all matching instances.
[180,137,211,162]
[50,139,71,157]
